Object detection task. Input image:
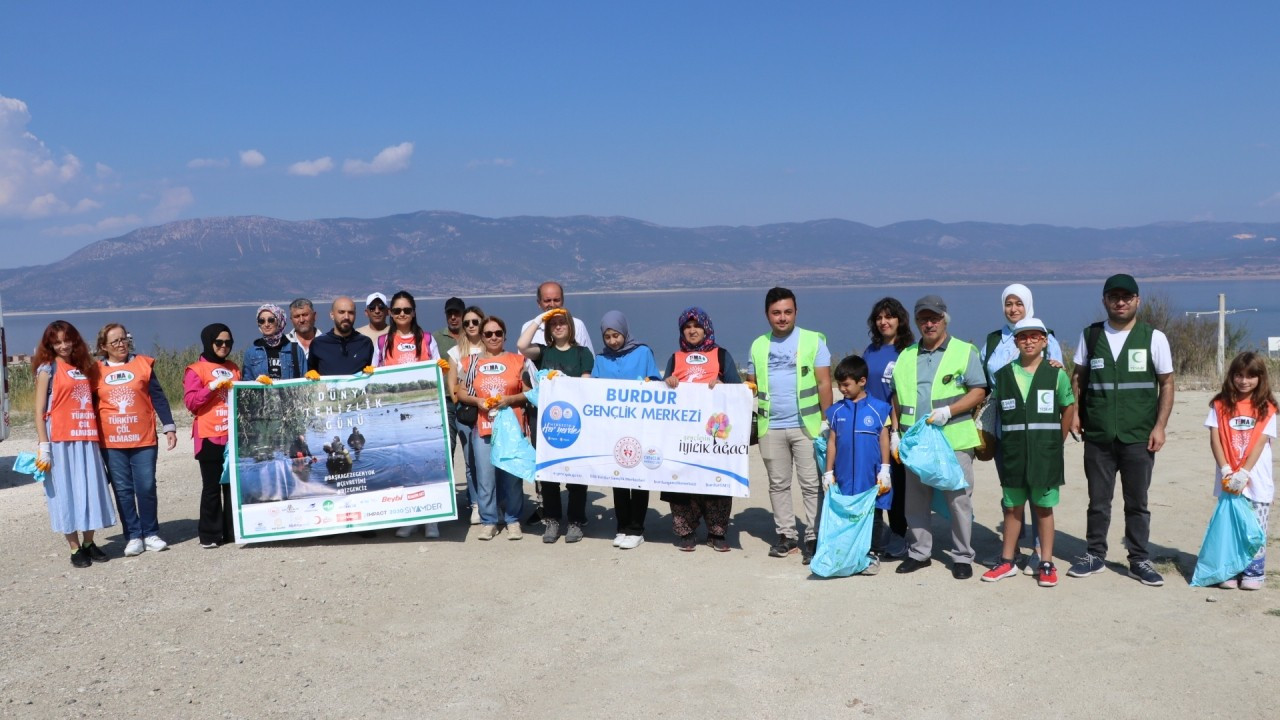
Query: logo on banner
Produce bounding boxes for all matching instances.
[614,437,642,468]
[541,401,582,448]
[705,412,731,440]
[642,447,663,469]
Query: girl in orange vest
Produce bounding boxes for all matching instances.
[662,307,743,552]
[183,323,241,548]
[95,323,178,557]
[33,320,116,568]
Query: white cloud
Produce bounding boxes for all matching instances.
[150,186,194,221]
[344,141,413,176]
[288,157,334,176]
[188,157,230,169]
[42,186,192,238]
[42,214,143,238]
[467,157,516,169]
[95,162,114,179]
[0,94,88,218]
[239,149,266,168]
[72,198,102,213]
[1260,191,1280,207]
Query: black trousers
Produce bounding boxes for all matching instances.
[614,488,650,536]
[196,440,234,545]
[542,482,587,525]
[1084,439,1154,563]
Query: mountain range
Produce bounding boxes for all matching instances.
[2,211,1278,311]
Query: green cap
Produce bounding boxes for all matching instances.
[1103,273,1139,295]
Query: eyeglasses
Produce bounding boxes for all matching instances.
[1105,294,1137,305]
[212,339,233,348]
[1015,334,1045,343]
[917,317,945,326]
[482,330,504,338]
[107,338,129,347]
[257,317,277,325]
[463,319,482,327]
[390,308,413,316]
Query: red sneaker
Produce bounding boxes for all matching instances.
[1037,562,1058,587]
[982,559,1019,582]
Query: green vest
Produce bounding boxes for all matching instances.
[994,361,1065,491]
[891,338,981,451]
[750,328,825,437]
[1080,321,1158,445]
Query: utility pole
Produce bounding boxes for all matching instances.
[1185,293,1257,376]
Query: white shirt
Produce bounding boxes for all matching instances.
[447,344,481,366]
[1071,323,1173,374]
[520,316,595,354]
[1204,409,1276,503]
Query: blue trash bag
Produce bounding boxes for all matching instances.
[899,422,968,491]
[491,407,537,482]
[813,434,828,474]
[12,452,47,484]
[1191,493,1266,587]
[220,445,232,485]
[522,369,558,408]
[810,486,878,578]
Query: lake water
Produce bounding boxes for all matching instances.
[4,279,1277,366]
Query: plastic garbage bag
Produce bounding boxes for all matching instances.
[1191,493,1266,587]
[12,452,47,484]
[522,369,558,409]
[899,421,968,491]
[810,486,878,578]
[220,445,231,485]
[491,407,536,482]
[813,434,828,475]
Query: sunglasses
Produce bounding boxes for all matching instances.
[212,339,233,348]
[482,330,504,338]
[257,316,277,325]
[368,304,387,312]
[463,319,482,327]
[390,307,413,316]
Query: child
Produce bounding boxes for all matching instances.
[822,355,893,574]
[982,317,1075,587]
[1205,351,1277,590]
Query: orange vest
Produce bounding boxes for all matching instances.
[96,355,159,449]
[382,332,434,365]
[187,360,241,439]
[47,359,100,442]
[673,349,722,385]
[466,352,526,437]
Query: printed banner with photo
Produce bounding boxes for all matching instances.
[228,363,456,543]
[534,376,751,497]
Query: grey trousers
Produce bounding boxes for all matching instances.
[759,426,821,542]
[904,449,976,564]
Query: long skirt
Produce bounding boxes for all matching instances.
[43,433,116,534]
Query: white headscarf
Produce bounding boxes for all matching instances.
[1001,284,1033,330]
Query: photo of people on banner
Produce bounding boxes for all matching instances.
[534,375,752,497]
[228,363,456,542]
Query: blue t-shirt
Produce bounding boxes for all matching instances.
[746,329,831,430]
[826,395,892,509]
[593,345,661,381]
[861,342,900,405]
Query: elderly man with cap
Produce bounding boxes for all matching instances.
[1067,273,1174,586]
[356,292,391,341]
[890,295,987,579]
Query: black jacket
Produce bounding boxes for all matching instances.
[307,330,374,375]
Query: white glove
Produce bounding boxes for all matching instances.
[927,406,952,426]
[822,471,834,490]
[1226,470,1251,494]
[207,378,229,392]
[36,442,52,472]
[820,420,830,435]
[890,431,901,457]
[876,464,892,495]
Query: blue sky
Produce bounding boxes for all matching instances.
[2,2,1278,267]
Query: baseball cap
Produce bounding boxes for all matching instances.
[914,295,947,316]
[444,297,465,314]
[1012,317,1048,337]
[365,292,388,308]
[1102,274,1139,295]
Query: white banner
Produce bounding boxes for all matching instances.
[534,376,752,497]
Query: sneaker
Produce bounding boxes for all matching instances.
[476,524,498,541]
[1022,552,1040,576]
[801,539,817,565]
[506,523,523,541]
[425,523,440,539]
[542,519,561,544]
[565,523,585,544]
[1128,560,1164,587]
[124,538,145,557]
[1219,577,1240,589]
[470,506,480,525]
[618,535,644,550]
[1067,553,1105,578]
[1241,576,1264,591]
[707,536,730,553]
[860,555,881,576]
[83,542,109,563]
[612,533,625,548]
[395,525,414,539]
[1037,562,1059,587]
[70,547,91,568]
[678,534,697,552]
[200,541,220,549]
[982,559,1019,582]
[143,535,168,552]
[768,535,799,558]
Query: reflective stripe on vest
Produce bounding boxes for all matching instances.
[750,328,826,437]
[47,359,99,442]
[187,360,240,439]
[96,355,158,448]
[891,338,981,450]
[994,360,1065,490]
[1081,322,1158,445]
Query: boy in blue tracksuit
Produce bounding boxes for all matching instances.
[823,355,894,574]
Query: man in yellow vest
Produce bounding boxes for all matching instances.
[891,295,987,579]
[745,287,833,562]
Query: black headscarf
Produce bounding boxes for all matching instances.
[200,323,233,363]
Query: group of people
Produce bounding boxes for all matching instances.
[29,275,1274,592]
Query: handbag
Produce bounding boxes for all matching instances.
[455,354,481,427]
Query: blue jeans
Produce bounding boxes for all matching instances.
[454,406,477,507]
[103,445,160,540]
[466,424,523,525]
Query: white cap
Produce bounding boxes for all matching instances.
[365,292,388,307]
[1012,317,1047,337]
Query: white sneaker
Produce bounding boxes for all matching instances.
[618,535,644,550]
[395,526,414,538]
[124,538,145,556]
[470,507,480,525]
[476,524,498,541]
[506,523,523,541]
[612,533,625,547]
[425,523,440,539]
[143,535,168,552]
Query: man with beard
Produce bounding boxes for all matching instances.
[308,297,375,375]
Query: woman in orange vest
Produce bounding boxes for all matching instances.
[183,323,241,548]
[33,320,116,568]
[662,307,743,552]
[95,323,178,557]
